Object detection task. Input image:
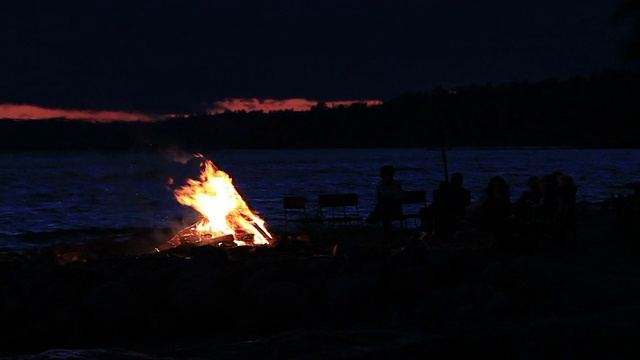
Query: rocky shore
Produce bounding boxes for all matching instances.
[1,201,639,359]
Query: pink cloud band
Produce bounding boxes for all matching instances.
[0,98,383,122]
[207,98,382,114]
[0,104,155,122]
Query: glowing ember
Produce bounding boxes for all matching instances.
[163,156,273,249]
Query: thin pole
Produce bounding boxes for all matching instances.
[441,144,449,182]
[438,121,449,182]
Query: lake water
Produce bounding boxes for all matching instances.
[1,148,639,251]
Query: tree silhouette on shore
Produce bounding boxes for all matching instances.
[615,0,640,61]
[1,69,639,151]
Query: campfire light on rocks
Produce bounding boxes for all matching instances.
[159,156,273,250]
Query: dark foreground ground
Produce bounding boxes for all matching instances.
[1,201,639,359]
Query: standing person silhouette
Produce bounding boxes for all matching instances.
[450,172,472,218]
[366,165,403,242]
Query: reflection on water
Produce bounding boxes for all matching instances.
[1,148,639,249]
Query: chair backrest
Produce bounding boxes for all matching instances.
[318,193,361,225]
[283,195,307,210]
[319,193,359,208]
[400,190,428,228]
[283,196,308,224]
[402,190,427,205]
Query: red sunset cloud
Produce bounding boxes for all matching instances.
[207,98,382,114]
[0,99,383,122]
[0,104,155,122]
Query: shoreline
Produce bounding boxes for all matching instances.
[1,199,639,358]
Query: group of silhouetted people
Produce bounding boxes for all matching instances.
[510,172,578,246]
[367,165,578,248]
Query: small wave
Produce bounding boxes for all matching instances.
[12,348,173,360]
[2,226,173,252]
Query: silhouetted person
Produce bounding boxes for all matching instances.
[425,180,459,242]
[533,174,559,223]
[478,176,512,242]
[512,175,542,235]
[555,174,577,244]
[366,165,403,241]
[450,172,472,218]
[553,171,564,183]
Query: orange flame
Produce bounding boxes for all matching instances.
[171,158,273,247]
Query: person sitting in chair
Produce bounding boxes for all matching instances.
[366,164,403,240]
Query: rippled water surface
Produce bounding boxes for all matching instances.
[2,148,639,250]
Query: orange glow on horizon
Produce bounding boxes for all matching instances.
[0,104,155,122]
[207,98,382,114]
[1,98,384,122]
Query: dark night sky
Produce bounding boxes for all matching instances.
[0,0,632,115]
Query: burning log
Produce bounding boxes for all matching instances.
[157,155,274,251]
[155,229,236,252]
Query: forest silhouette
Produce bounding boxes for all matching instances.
[1,68,639,151]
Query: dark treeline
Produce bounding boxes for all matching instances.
[2,68,640,152]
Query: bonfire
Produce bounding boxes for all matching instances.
[157,155,273,251]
